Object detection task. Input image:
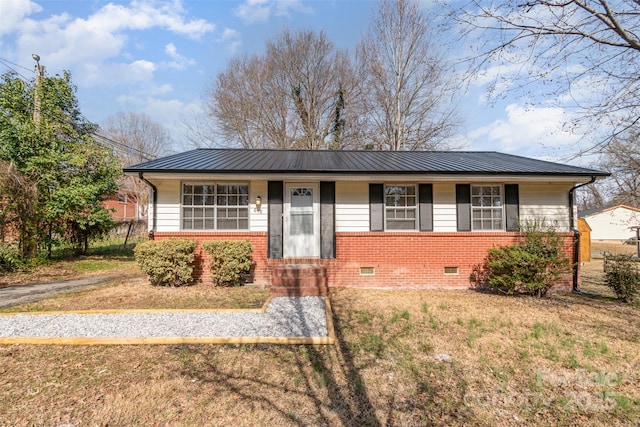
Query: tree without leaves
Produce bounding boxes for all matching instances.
[101,112,171,166]
[206,29,365,150]
[101,112,172,219]
[598,130,640,207]
[454,0,640,152]
[357,0,459,151]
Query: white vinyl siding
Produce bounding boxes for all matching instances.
[155,180,181,232]
[432,183,457,232]
[250,181,268,232]
[584,207,640,241]
[336,182,369,232]
[519,183,571,231]
[148,179,575,234]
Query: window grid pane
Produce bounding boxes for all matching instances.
[471,185,504,231]
[182,183,249,230]
[384,185,417,230]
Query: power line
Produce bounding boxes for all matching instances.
[0,57,157,163]
[0,58,33,82]
[92,132,155,161]
[0,57,33,73]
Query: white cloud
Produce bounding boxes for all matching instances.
[466,103,581,154]
[4,0,214,87]
[217,27,242,54]
[164,42,196,70]
[234,0,271,24]
[274,0,313,17]
[83,1,214,40]
[0,0,42,35]
[233,0,312,24]
[78,59,157,87]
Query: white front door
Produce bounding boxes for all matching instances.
[284,183,320,258]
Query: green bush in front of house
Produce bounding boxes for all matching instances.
[604,253,639,303]
[134,239,197,286]
[202,240,253,286]
[482,221,570,297]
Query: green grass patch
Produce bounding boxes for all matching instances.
[72,259,131,272]
[359,333,386,358]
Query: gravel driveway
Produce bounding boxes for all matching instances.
[0,297,328,340]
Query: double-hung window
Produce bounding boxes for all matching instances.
[182,183,249,230]
[471,185,503,231]
[384,185,417,230]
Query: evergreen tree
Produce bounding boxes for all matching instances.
[0,70,121,258]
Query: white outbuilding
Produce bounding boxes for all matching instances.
[580,205,640,241]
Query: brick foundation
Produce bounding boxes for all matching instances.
[151,231,576,291]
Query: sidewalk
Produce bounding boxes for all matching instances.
[0,275,119,309]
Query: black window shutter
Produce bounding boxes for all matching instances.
[267,181,283,259]
[369,183,384,231]
[456,184,471,232]
[419,184,433,231]
[320,181,336,258]
[504,184,520,232]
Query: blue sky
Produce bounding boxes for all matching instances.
[0,0,593,163]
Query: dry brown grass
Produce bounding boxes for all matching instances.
[0,255,140,288]
[0,284,637,426]
[591,241,637,257]
[1,277,269,312]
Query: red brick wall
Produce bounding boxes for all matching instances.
[332,232,575,290]
[153,232,269,284]
[103,197,139,221]
[151,231,576,290]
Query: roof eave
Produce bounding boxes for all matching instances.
[125,168,608,180]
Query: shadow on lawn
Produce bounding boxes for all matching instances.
[171,316,382,425]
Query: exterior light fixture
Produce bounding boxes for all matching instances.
[255,195,262,212]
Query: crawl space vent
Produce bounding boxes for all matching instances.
[360,267,375,276]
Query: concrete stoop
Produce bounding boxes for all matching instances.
[270,264,328,297]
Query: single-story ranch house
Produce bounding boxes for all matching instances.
[124,149,608,292]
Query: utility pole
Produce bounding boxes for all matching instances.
[32,54,44,131]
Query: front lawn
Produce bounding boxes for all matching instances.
[0,277,269,312]
[0,282,637,425]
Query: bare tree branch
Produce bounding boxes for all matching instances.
[357,0,459,151]
[452,0,639,151]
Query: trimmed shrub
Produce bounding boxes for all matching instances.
[604,254,639,303]
[134,239,197,286]
[201,240,253,286]
[481,221,570,297]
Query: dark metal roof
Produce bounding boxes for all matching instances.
[124,148,609,177]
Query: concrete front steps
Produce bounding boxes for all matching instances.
[270,264,328,297]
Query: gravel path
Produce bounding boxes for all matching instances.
[0,297,328,339]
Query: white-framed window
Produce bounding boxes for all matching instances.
[471,185,503,231]
[384,184,417,230]
[117,192,127,204]
[182,183,249,230]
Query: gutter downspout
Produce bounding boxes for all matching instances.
[569,176,597,293]
[138,172,157,240]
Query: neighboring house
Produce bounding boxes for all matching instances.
[103,191,140,222]
[580,205,640,241]
[124,149,608,290]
